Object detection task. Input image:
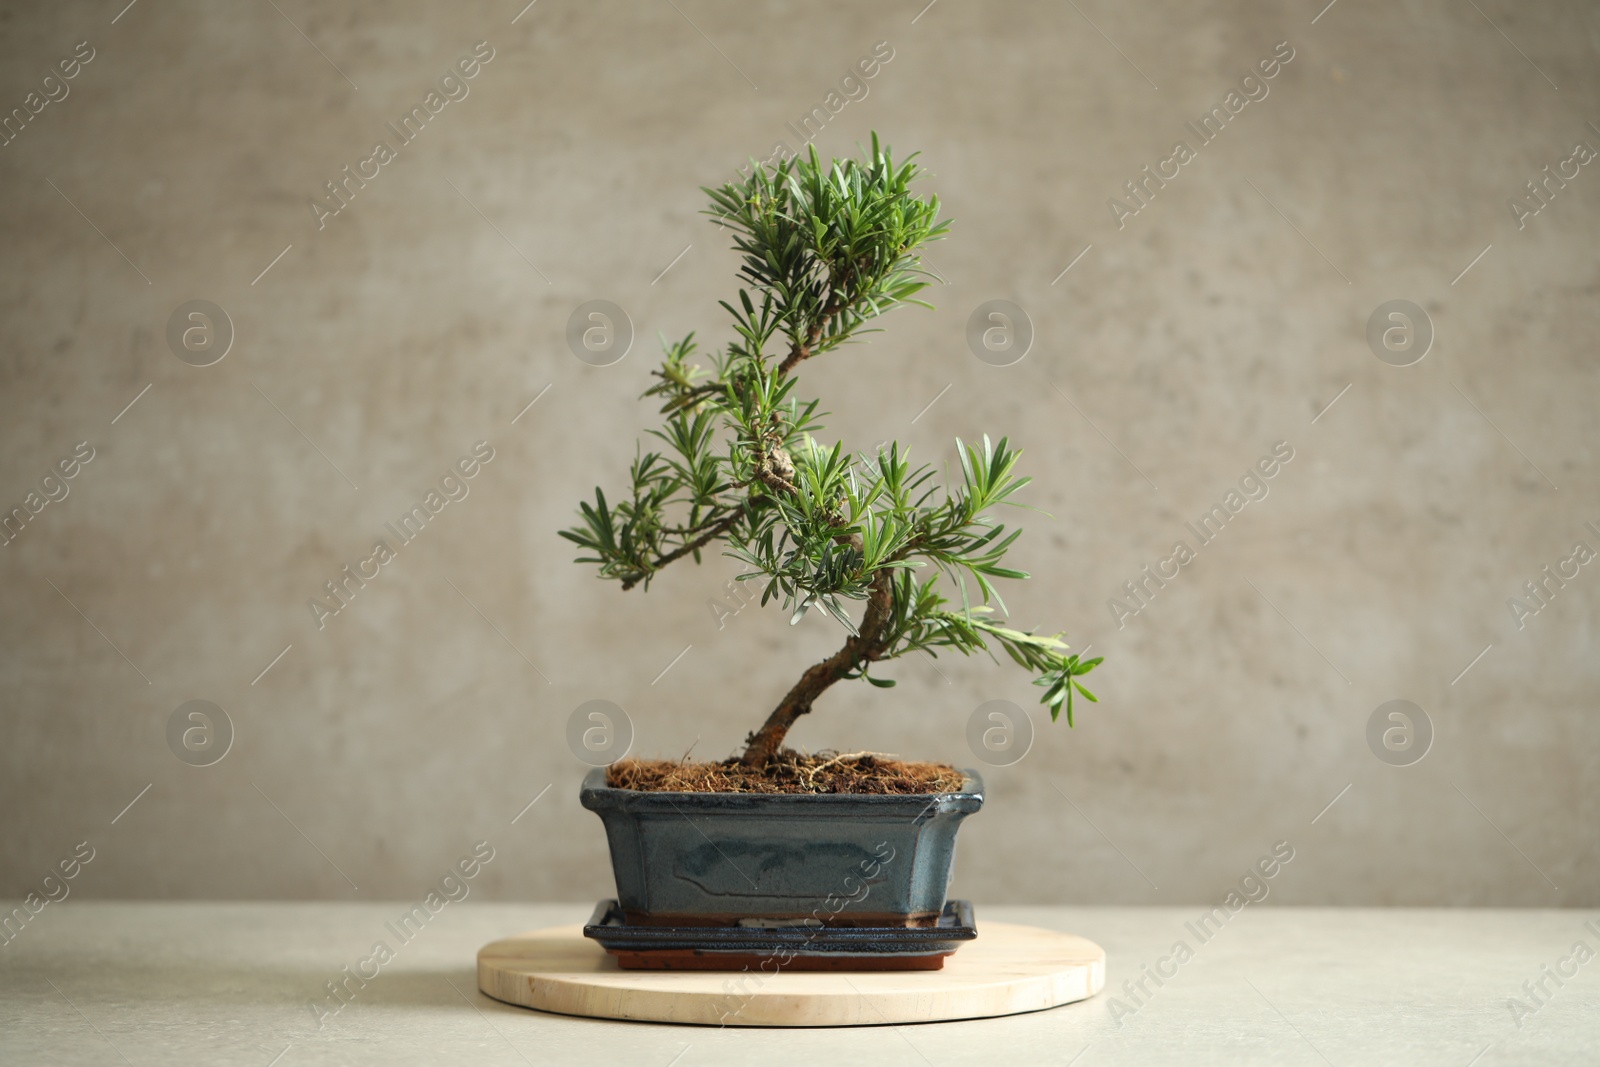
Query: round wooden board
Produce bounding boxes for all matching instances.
[477,920,1104,1027]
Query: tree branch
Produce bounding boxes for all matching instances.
[618,512,741,591]
[776,297,843,377]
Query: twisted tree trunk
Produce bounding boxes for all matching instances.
[737,336,898,767]
[739,565,896,767]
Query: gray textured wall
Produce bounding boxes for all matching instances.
[1,0,1595,909]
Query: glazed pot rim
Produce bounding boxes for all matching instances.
[578,765,984,809]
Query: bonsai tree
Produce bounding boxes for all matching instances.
[561,135,1101,772]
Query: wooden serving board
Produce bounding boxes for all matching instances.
[477,920,1104,1026]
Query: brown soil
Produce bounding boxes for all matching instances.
[605,750,967,795]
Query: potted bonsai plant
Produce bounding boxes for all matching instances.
[563,136,1101,963]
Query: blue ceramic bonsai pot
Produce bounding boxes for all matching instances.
[580,766,984,927]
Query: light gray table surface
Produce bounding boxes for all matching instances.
[2,903,1596,1065]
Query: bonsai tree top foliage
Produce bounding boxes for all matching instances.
[562,134,1101,769]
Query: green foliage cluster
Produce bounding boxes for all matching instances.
[561,135,1100,737]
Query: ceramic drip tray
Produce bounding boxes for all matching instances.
[584,899,977,971]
